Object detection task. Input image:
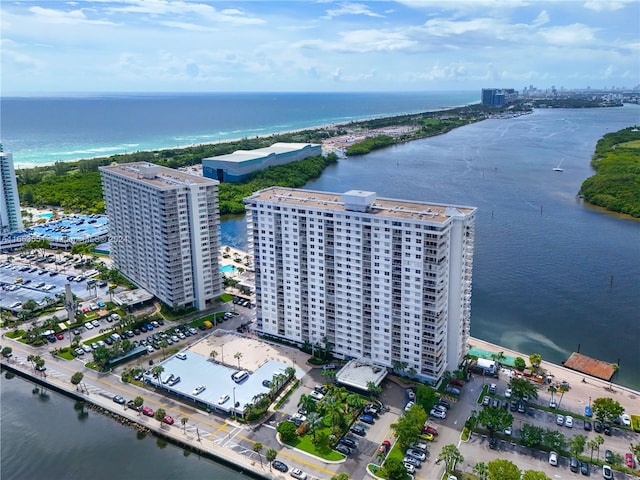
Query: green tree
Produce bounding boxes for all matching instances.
[514,357,526,371]
[529,353,542,370]
[252,442,263,466]
[415,383,437,412]
[306,412,323,443]
[542,428,566,452]
[276,421,297,442]
[234,351,243,368]
[438,444,463,473]
[592,397,625,423]
[568,434,587,457]
[134,396,144,415]
[630,443,640,462]
[1,346,12,357]
[181,416,188,433]
[520,423,544,449]
[265,448,277,472]
[298,394,317,414]
[150,365,165,385]
[70,371,84,390]
[473,462,489,480]
[324,396,345,435]
[508,377,538,402]
[390,404,427,449]
[345,393,366,413]
[487,459,520,480]
[384,456,410,480]
[392,360,408,376]
[556,383,570,409]
[548,385,557,405]
[477,407,513,436]
[154,408,167,425]
[330,474,351,480]
[321,368,337,384]
[366,381,382,400]
[521,471,552,480]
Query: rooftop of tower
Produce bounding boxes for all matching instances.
[100,162,218,189]
[245,187,476,223]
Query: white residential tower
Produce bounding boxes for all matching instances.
[0,150,24,234]
[100,162,223,311]
[245,187,476,383]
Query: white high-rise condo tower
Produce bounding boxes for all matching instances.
[100,162,223,311]
[0,149,24,234]
[245,187,476,383]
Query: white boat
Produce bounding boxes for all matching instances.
[553,158,564,172]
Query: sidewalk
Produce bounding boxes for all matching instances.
[468,336,640,415]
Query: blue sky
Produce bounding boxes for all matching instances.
[2,0,638,94]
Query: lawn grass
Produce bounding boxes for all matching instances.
[220,293,233,303]
[57,349,75,360]
[5,330,25,339]
[284,431,345,461]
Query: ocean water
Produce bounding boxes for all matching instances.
[1,91,478,167]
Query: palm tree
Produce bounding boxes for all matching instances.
[234,351,243,368]
[557,383,570,409]
[321,368,337,384]
[71,372,84,391]
[392,360,408,376]
[177,417,187,433]
[439,444,464,473]
[473,461,489,480]
[253,442,263,466]
[345,393,366,413]
[27,354,36,372]
[209,350,218,362]
[593,435,605,460]
[265,448,277,471]
[151,365,164,386]
[306,412,323,442]
[548,385,557,405]
[158,339,168,359]
[366,381,382,400]
[298,394,317,414]
[323,397,344,435]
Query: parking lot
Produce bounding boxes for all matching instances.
[0,260,107,312]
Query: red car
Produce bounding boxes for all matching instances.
[55,333,64,340]
[626,453,635,468]
[422,425,439,436]
[162,414,175,425]
[449,378,465,387]
[142,406,154,417]
[378,440,391,453]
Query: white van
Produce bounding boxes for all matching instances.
[231,371,249,383]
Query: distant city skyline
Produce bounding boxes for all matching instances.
[2,1,639,94]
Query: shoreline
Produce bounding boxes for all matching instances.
[13,102,478,170]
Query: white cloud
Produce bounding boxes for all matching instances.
[583,1,631,12]
[28,6,114,25]
[323,2,384,19]
[539,24,598,47]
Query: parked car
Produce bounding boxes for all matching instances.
[570,457,580,473]
[489,437,498,450]
[290,468,308,480]
[378,439,391,454]
[504,388,512,398]
[488,383,497,394]
[142,406,154,417]
[437,399,451,409]
[449,378,464,387]
[409,441,427,452]
[422,425,438,436]
[404,463,416,474]
[406,448,426,461]
[604,450,613,463]
[322,363,337,370]
[192,385,206,396]
[272,461,288,473]
[565,415,574,428]
[339,437,357,449]
[602,465,613,480]
[430,409,446,419]
[402,456,421,468]
[360,414,375,424]
[112,395,125,404]
[310,391,324,401]
[549,451,558,466]
[350,424,366,436]
[625,453,635,468]
[556,414,565,426]
[594,420,604,433]
[585,405,593,417]
[621,413,631,427]
[603,424,612,436]
[482,396,491,406]
[444,386,460,396]
[580,461,590,476]
[584,420,592,431]
[162,414,175,425]
[335,444,351,456]
[549,399,558,409]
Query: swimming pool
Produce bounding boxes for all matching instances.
[39,213,54,219]
[220,264,237,274]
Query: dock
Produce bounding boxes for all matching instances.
[562,352,617,381]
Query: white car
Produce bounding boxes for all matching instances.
[310,391,324,401]
[91,319,100,328]
[504,388,512,398]
[290,468,307,480]
[504,426,512,435]
[621,413,631,426]
[406,448,426,461]
[556,414,564,426]
[84,322,94,330]
[404,463,416,474]
[564,415,573,428]
[430,409,446,419]
[192,385,206,396]
[175,352,187,360]
[218,394,230,404]
[549,450,558,466]
[82,344,92,353]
